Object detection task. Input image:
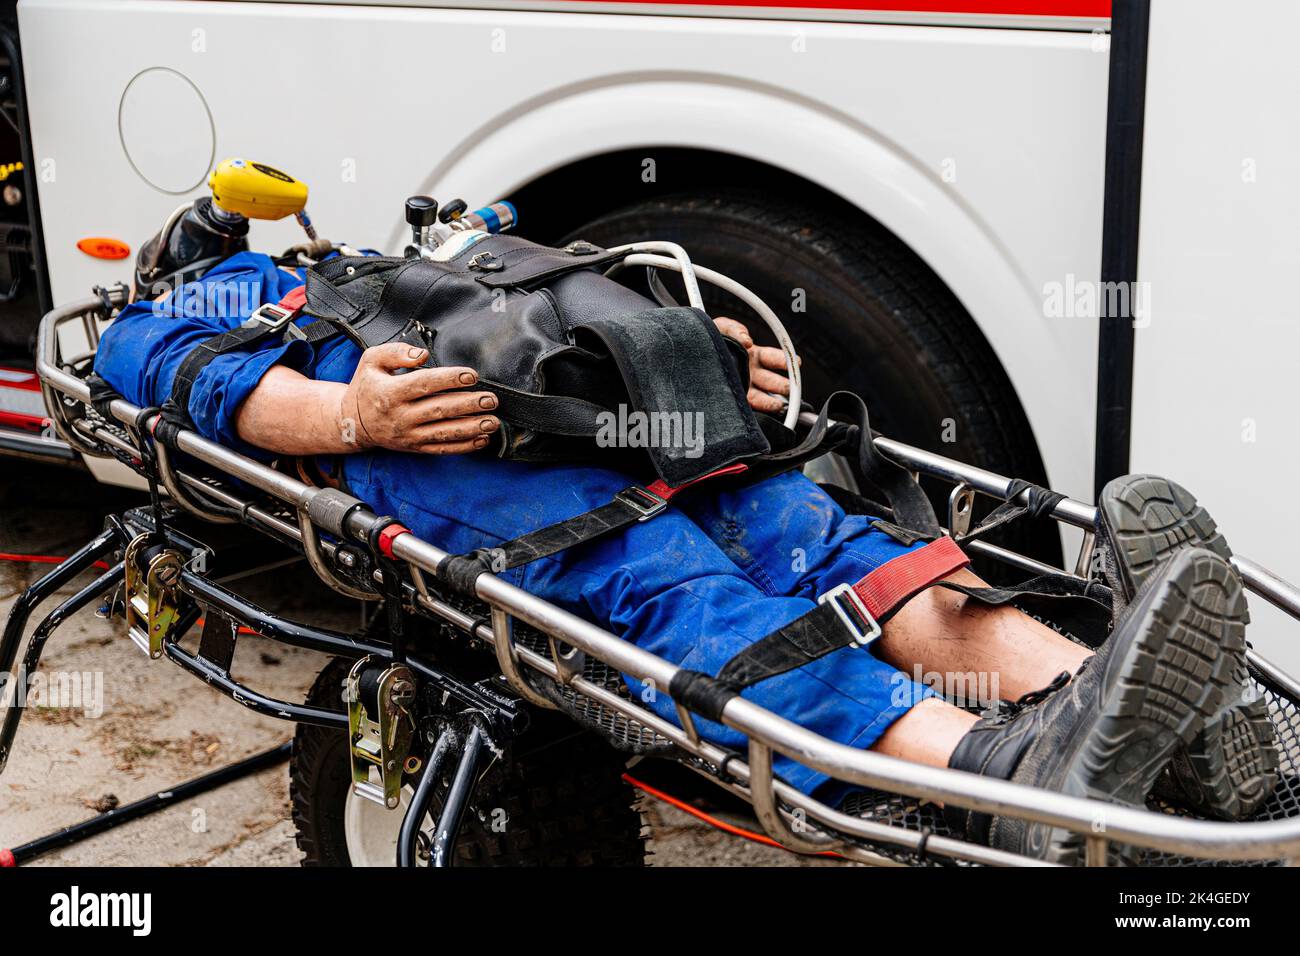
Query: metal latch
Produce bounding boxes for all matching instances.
[346,658,418,810]
[123,532,184,660]
[616,485,668,521]
[241,302,295,331]
[817,583,882,649]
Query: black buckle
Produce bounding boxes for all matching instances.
[615,486,668,521]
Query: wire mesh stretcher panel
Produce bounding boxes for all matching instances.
[18,290,1300,867]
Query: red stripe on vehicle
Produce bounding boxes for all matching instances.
[0,409,48,433]
[0,367,40,391]
[566,0,1110,15]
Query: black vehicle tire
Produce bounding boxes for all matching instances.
[291,657,647,866]
[564,192,1062,568]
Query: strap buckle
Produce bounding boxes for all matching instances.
[468,251,502,272]
[616,485,668,521]
[242,302,295,331]
[817,583,882,648]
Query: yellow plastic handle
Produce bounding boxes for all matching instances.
[208,158,308,221]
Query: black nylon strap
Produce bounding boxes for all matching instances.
[764,392,941,538]
[936,576,1113,647]
[87,372,120,423]
[704,561,1113,695]
[715,600,853,691]
[479,381,609,437]
[165,309,295,429]
[433,439,823,604]
[432,487,665,595]
[292,319,343,344]
[955,478,1067,546]
[303,255,403,329]
[485,487,667,571]
[669,669,738,724]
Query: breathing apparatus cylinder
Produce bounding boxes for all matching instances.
[458,201,517,235]
[133,158,312,301]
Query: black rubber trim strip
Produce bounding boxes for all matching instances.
[0,27,51,314]
[1093,0,1151,495]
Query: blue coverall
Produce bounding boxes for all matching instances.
[95,253,933,797]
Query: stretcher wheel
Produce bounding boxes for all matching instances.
[565,191,1063,570]
[290,658,647,867]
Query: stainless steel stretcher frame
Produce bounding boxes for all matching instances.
[10,287,1300,868]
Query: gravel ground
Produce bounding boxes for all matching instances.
[0,459,843,867]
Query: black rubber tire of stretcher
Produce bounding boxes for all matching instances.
[291,657,648,867]
[564,192,1063,571]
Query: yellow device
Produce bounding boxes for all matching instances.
[208,158,308,220]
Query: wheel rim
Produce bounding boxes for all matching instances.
[343,772,434,867]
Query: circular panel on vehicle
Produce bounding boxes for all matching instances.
[118,67,215,195]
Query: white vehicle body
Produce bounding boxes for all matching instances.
[11,0,1299,669]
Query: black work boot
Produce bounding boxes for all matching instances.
[944,548,1243,864]
[1097,474,1278,820]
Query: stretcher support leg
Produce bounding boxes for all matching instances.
[397,725,460,867]
[428,723,487,868]
[0,548,124,775]
[0,526,119,679]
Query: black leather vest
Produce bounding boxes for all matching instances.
[303,234,770,486]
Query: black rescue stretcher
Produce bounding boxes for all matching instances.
[9,267,1300,867]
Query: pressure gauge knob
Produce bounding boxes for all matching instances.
[438,198,468,225]
[405,196,438,229]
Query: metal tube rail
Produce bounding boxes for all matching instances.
[177,571,386,660]
[154,439,238,524]
[163,638,347,729]
[35,300,1300,863]
[420,602,1054,866]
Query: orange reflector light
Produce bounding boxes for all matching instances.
[77,237,130,260]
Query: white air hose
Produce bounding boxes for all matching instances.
[606,251,802,430]
[607,241,704,310]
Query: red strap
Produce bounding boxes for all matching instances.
[278,285,307,311]
[377,523,411,559]
[646,462,749,502]
[851,535,969,622]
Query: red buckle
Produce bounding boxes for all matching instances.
[849,536,969,623]
[278,285,307,311]
[645,462,749,502]
[376,523,411,559]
